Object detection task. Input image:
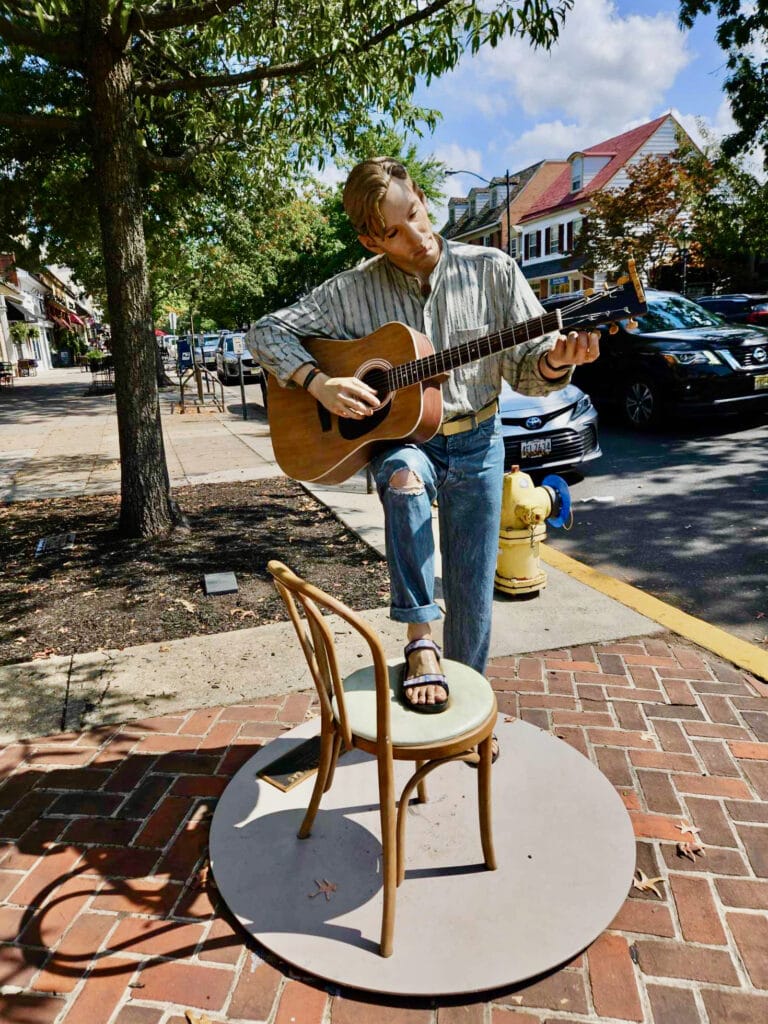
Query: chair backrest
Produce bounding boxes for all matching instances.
[267,560,393,753]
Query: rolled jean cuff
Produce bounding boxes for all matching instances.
[389,602,442,624]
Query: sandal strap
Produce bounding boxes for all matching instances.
[402,674,449,696]
[403,637,442,659]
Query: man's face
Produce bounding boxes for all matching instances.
[358,178,440,278]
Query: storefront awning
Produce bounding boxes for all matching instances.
[52,315,71,331]
[69,312,85,326]
[0,282,24,300]
[4,299,36,322]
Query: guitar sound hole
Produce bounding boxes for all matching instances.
[338,368,391,441]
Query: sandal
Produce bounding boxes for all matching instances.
[465,733,500,768]
[401,638,449,714]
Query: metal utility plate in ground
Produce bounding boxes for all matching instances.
[35,532,76,557]
[210,716,635,997]
[203,571,238,596]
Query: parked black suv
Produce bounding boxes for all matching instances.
[694,293,768,328]
[543,290,768,429]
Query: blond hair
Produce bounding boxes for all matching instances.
[343,158,418,237]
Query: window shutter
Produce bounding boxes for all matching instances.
[544,229,551,255]
[558,224,565,252]
[536,230,542,257]
[567,221,574,252]
[524,234,530,260]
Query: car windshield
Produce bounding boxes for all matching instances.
[630,296,725,332]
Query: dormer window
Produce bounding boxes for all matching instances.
[571,156,583,192]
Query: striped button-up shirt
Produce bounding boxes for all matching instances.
[251,238,570,420]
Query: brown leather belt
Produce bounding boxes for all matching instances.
[438,399,498,437]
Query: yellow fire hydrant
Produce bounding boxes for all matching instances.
[494,466,572,595]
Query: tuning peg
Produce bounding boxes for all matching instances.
[608,323,619,335]
[617,275,629,285]
[583,288,594,296]
[626,318,639,330]
[602,282,610,291]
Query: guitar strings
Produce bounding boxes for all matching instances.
[371,281,638,395]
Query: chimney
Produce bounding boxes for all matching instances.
[0,253,18,286]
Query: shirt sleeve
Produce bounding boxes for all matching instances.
[249,284,340,387]
[500,259,573,396]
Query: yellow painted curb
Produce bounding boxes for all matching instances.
[541,544,768,682]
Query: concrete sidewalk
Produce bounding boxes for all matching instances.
[1,367,767,1022]
[0,367,665,741]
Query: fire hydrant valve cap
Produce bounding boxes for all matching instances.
[541,474,572,529]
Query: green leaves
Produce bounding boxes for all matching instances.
[677,0,768,170]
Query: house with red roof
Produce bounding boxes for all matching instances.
[517,112,694,299]
[441,160,568,257]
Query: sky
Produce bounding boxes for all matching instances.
[404,0,739,224]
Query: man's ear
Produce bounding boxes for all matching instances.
[358,234,383,255]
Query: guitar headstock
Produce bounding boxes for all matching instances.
[557,258,647,335]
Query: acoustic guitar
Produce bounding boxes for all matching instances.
[267,260,646,484]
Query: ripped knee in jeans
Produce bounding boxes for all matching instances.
[388,468,424,495]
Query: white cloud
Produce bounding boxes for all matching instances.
[676,101,766,180]
[312,161,347,188]
[481,0,690,130]
[420,0,693,173]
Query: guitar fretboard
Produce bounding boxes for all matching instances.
[380,310,562,393]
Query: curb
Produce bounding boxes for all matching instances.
[542,543,768,682]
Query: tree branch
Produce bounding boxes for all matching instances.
[137,0,244,33]
[136,0,455,96]
[139,133,228,172]
[0,13,81,63]
[0,109,84,134]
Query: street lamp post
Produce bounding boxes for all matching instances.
[679,234,689,296]
[446,168,518,257]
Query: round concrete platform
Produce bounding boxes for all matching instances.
[210,715,636,997]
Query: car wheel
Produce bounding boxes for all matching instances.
[622,377,661,430]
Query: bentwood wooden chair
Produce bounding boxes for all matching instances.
[267,560,498,958]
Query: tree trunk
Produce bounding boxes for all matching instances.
[87,20,179,537]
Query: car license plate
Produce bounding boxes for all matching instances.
[521,438,552,457]
[755,373,768,390]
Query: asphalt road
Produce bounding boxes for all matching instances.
[546,410,768,646]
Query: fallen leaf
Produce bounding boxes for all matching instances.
[676,819,702,840]
[32,648,57,660]
[633,869,665,899]
[158,645,170,652]
[677,841,706,862]
[191,862,217,892]
[174,598,196,613]
[185,1012,213,1024]
[309,878,337,901]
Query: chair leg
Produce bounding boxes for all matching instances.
[416,760,428,804]
[323,732,344,793]
[378,755,397,957]
[298,724,337,840]
[478,733,497,871]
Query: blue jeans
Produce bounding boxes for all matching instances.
[369,414,504,674]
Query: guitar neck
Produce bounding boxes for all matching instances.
[386,309,563,392]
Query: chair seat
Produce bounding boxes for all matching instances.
[333,658,495,746]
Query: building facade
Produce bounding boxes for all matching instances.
[517,114,691,299]
[440,113,695,301]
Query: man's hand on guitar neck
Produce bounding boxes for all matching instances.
[539,330,600,380]
[295,363,381,419]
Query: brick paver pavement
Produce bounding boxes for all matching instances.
[1,635,766,1023]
